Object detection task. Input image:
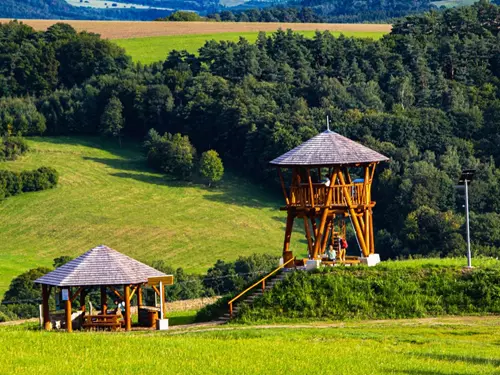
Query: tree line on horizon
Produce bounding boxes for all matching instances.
[159,0,436,25]
[1,2,500,261]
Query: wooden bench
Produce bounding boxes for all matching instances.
[82,314,122,331]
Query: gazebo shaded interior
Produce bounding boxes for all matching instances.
[35,245,172,332]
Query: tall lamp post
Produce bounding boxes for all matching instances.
[457,169,476,268]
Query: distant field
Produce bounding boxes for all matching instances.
[432,0,476,7]
[114,30,387,64]
[1,316,499,374]
[0,137,305,297]
[0,19,392,39]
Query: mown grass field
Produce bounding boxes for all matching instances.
[1,316,499,374]
[0,137,305,297]
[114,30,387,64]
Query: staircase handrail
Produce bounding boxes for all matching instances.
[228,257,295,317]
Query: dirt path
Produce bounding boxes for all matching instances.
[167,315,500,334]
[0,19,392,39]
[0,318,38,326]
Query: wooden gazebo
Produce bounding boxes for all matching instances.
[35,245,173,332]
[270,130,389,266]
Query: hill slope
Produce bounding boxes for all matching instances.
[0,137,302,296]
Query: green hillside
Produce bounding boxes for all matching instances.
[0,137,303,297]
[114,31,387,64]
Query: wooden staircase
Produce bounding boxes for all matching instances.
[218,264,294,323]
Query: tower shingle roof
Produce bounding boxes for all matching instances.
[269,130,389,167]
[35,245,167,287]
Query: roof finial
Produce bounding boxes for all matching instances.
[326,115,330,132]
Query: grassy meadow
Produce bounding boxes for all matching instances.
[114,30,387,64]
[1,316,499,374]
[0,137,306,297]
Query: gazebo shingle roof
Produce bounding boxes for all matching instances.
[269,130,389,166]
[35,245,167,287]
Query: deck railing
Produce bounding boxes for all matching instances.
[288,182,365,207]
[228,257,295,318]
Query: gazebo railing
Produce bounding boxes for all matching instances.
[288,182,365,207]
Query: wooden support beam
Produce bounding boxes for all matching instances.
[320,218,333,256]
[152,285,160,297]
[310,216,318,239]
[357,212,366,232]
[109,286,124,301]
[312,208,329,259]
[363,165,370,205]
[100,286,107,315]
[42,284,51,331]
[128,285,138,302]
[369,209,375,254]
[306,168,315,207]
[65,290,72,333]
[282,213,295,256]
[124,285,131,331]
[364,210,370,256]
[137,286,143,307]
[277,168,290,205]
[338,170,369,257]
[343,167,352,185]
[70,287,84,303]
[303,216,314,258]
[80,289,86,313]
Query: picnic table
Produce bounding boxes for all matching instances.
[82,314,122,331]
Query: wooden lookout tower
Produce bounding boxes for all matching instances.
[270,130,389,266]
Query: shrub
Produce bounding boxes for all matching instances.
[199,149,224,187]
[0,167,58,199]
[0,136,29,161]
[144,129,196,180]
[20,167,59,192]
[0,170,22,198]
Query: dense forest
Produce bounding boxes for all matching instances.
[208,0,436,23]
[2,2,500,262]
[1,0,437,22]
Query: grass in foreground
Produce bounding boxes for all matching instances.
[114,30,387,64]
[0,137,303,297]
[167,310,198,326]
[0,316,499,374]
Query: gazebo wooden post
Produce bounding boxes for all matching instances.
[137,285,143,307]
[100,286,107,314]
[80,289,86,313]
[65,288,72,333]
[160,282,166,316]
[41,284,51,331]
[124,285,131,331]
